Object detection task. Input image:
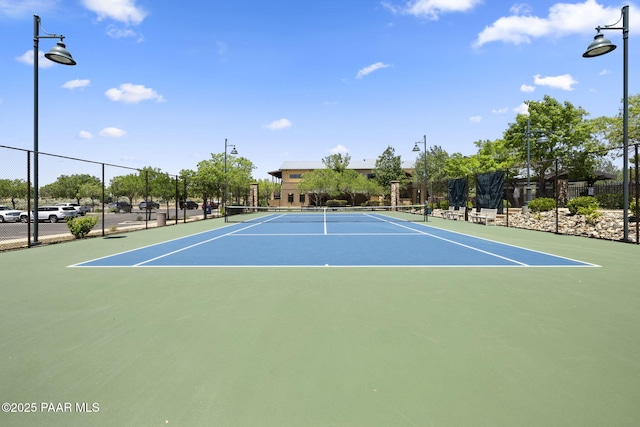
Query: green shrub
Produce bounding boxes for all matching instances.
[66,216,98,239]
[596,193,623,209]
[361,200,382,207]
[630,197,640,217]
[567,196,599,215]
[439,200,449,210]
[528,197,555,212]
[326,200,348,207]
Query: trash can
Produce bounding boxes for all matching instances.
[205,205,211,215]
[157,212,166,226]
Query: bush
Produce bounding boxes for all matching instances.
[439,200,449,210]
[567,196,599,215]
[361,200,382,207]
[596,193,623,209]
[66,216,98,239]
[630,197,640,217]
[326,200,348,207]
[528,197,555,212]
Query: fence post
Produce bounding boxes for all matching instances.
[555,158,559,234]
[633,142,640,245]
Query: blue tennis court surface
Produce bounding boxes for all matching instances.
[72,213,597,268]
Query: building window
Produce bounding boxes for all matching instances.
[288,193,294,203]
[299,194,305,203]
[289,173,302,179]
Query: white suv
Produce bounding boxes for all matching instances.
[55,202,91,216]
[0,205,22,222]
[20,206,78,223]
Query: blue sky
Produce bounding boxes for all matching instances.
[1,0,638,184]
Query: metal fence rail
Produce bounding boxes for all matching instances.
[0,145,206,251]
[428,143,640,244]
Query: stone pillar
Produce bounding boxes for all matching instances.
[250,183,258,209]
[391,180,400,210]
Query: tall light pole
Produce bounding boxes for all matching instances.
[583,5,629,242]
[33,15,76,245]
[223,138,237,222]
[412,134,428,222]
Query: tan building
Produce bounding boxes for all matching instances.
[267,159,417,207]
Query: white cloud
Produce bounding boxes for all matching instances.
[62,79,90,90]
[105,83,165,103]
[82,0,147,25]
[384,0,482,20]
[356,62,391,79]
[106,26,143,41]
[16,50,55,68]
[514,102,529,115]
[330,144,349,154]
[266,118,292,131]
[492,107,508,114]
[533,73,577,91]
[520,84,536,93]
[78,130,93,139]
[469,116,482,123]
[599,69,611,76]
[474,0,622,47]
[100,127,127,137]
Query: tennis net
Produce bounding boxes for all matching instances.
[224,205,428,223]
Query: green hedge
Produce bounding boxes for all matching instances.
[567,196,599,215]
[528,197,555,212]
[326,200,348,207]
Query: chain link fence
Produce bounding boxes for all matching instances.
[428,143,640,244]
[0,145,206,251]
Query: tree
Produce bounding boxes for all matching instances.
[140,166,175,209]
[0,179,29,209]
[322,153,351,173]
[254,178,281,206]
[503,95,599,196]
[413,145,449,200]
[227,156,255,205]
[40,174,101,204]
[374,146,407,198]
[297,168,338,206]
[338,169,368,205]
[109,174,142,208]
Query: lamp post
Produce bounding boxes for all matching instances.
[583,5,629,242]
[412,134,428,222]
[32,15,76,245]
[223,138,237,222]
[524,118,548,205]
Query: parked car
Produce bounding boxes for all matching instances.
[108,201,131,212]
[139,200,160,210]
[55,202,91,216]
[20,206,78,223]
[179,200,199,209]
[0,205,22,223]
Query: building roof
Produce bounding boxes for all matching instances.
[270,159,415,177]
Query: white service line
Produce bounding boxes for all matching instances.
[134,222,263,266]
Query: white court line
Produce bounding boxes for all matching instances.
[385,220,530,266]
[133,222,263,266]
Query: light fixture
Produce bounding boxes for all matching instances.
[583,5,629,242]
[224,138,238,222]
[32,15,76,246]
[412,135,428,221]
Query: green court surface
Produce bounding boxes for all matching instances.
[1,217,639,426]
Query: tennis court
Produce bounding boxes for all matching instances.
[1,214,639,426]
[73,209,595,268]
